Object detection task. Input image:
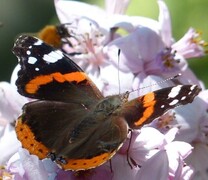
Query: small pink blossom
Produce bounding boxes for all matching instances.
[172,28,207,59]
[0,82,27,124]
[154,90,208,178]
[0,124,21,165]
[135,150,169,180]
[129,128,194,179]
[0,82,27,165]
[6,149,57,180]
[158,0,207,59]
[185,143,208,180]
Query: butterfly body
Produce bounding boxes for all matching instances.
[13,35,201,171]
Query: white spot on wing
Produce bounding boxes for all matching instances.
[190,85,196,91]
[28,57,37,64]
[161,105,165,108]
[169,99,179,106]
[34,40,42,46]
[181,96,187,100]
[168,85,182,98]
[43,50,64,63]
[35,67,39,71]
[26,50,31,55]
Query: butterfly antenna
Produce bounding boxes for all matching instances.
[117,49,121,95]
[131,73,182,93]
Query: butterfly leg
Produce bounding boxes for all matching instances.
[56,156,67,165]
[47,152,56,161]
[126,130,141,169]
[47,152,67,165]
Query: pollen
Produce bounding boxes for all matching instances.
[157,112,175,129]
[191,30,207,46]
[191,30,208,54]
[161,48,179,69]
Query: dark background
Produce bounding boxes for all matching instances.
[0,0,207,86]
[0,0,56,81]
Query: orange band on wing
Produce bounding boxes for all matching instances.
[15,117,50,159]
[61,151,116,171]
[25,72,87,94]
[134,92,156,126]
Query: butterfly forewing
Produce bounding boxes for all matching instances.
[121,85,201,129]
[12,35,103,105]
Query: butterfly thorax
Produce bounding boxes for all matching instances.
[94,95,124,116]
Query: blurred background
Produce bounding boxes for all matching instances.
[0,0,207,86]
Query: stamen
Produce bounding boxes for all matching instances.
[161,48,180,69]
[156,112,176,129]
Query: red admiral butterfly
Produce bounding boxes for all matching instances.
[12,35,201,171]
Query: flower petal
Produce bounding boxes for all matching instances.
[165,141,193,160]
[18,149,49,180]
[172,28,207,59]
[55,0,106,24]
[106,26,164,73]
[136,150,169,180]
[0,124,20,164]
[186,143,208,180]
[174,97,205,143]
[111,154,138,180]
[105,0,131,14]
[0,82,27,124]
[157,0,172,46]
[99,65,134,96]
[129,127,165,164]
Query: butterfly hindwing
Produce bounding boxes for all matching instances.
[16,99,128,170]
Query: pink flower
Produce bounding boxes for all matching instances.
[158,0,207,59]
[54,0,205,98]
[176,91,208,178]
[185,143,208,180]
[2,0,207,179]
[172,28,207,59]
[6,149,57,180]
[0,82,27,165]
[0,82,27,124]
[131,128,193,179]
[153,89,208,179]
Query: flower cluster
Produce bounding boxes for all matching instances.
[0,0,208,179]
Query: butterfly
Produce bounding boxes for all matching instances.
[12,35,201,171]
